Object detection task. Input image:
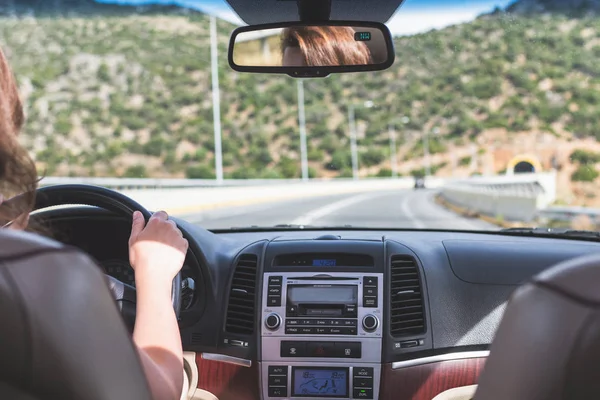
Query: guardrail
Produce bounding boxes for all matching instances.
[439,172,558,222]
[537,206,600,224]
[38,177,308,189]
[38,176,427,190]
[44,177,417,216]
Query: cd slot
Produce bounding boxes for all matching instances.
[288,276,360,281]
[302,304,343,317]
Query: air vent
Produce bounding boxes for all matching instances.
[191,333,203,344]
[225,254,258,335]
[390,255,425,337]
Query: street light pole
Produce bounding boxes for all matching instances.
[210,15,224,184]
[348,105,359,180]
[297,80,309,181]
[423,130,431,177]
[389,124,398,178]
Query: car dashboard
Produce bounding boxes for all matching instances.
[37,207,600,400]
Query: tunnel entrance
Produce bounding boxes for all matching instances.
[514,161,535,174]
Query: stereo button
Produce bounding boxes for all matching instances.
[315,327,330,334]
[364,287,377,296]
[285,327,299,334]
[345,305,357,317]
[299,327,314,334]
[265,313,281,330]
[268,276,282,285]
[267,296,281,307]
[286,305,298,316]
[363,296,377,308]
[268,286,281,295]
[362,315,379,331]
[364,276,377,286]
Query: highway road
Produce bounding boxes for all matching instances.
[183,189,496,231]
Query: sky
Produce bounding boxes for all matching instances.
[101,0,516,36]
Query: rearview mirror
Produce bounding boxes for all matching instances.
[228,21,395,78]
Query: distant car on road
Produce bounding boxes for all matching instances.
[414,177,426,189]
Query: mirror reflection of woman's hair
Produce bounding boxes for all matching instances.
[281,26,373,66]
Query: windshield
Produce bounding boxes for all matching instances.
[2,0,598,231]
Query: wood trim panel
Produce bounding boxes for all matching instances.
[380,358,486,400]
[194,356,485,400]
[195,354,260,400]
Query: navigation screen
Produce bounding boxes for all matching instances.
[292,368,349,398]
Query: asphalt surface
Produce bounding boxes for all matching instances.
[184,189,496,231]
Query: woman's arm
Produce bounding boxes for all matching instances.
[129,210,188,400]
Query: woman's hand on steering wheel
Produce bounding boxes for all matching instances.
[129,210,188,292]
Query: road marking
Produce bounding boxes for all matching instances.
[401,192,426,229]
[291,193,383,225]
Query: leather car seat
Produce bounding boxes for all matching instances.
[474,253,600,400]
[0,229,152,400]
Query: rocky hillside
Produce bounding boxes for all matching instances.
[507,0,600,15]
[2,0,600,205]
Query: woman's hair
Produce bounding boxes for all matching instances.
[281,26,372,66]
[0,47,38,227]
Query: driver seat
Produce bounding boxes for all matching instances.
[474,253,600,400]
[0,229,152,400]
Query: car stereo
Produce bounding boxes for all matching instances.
[261,270,383,400]
[262,274,382,338]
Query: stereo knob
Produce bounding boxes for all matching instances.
[362,314,379,331]
[265,313,281,330]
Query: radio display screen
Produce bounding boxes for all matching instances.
[288,285,357,304]
[292,367,349,398]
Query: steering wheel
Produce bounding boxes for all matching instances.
[34,184,182,331]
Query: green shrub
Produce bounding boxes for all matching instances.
[463,77,502,99]
[121,114,146,131]
[97,63,110,82]
[572,165,599,182]
[308,148,324,162]
[185,165,215,179]
[227,167,258,179]
[571,149,600,164]
[361,148,386,167]
[55,115,72,135]
[278,156,299,179]
[123,164,147,178]
[376,168,393,177]
[143,137,166,157]
[326,150,352,171]
[459,156,472,166]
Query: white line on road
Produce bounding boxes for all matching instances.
[291,192,383,225]
[401,192,426,229]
